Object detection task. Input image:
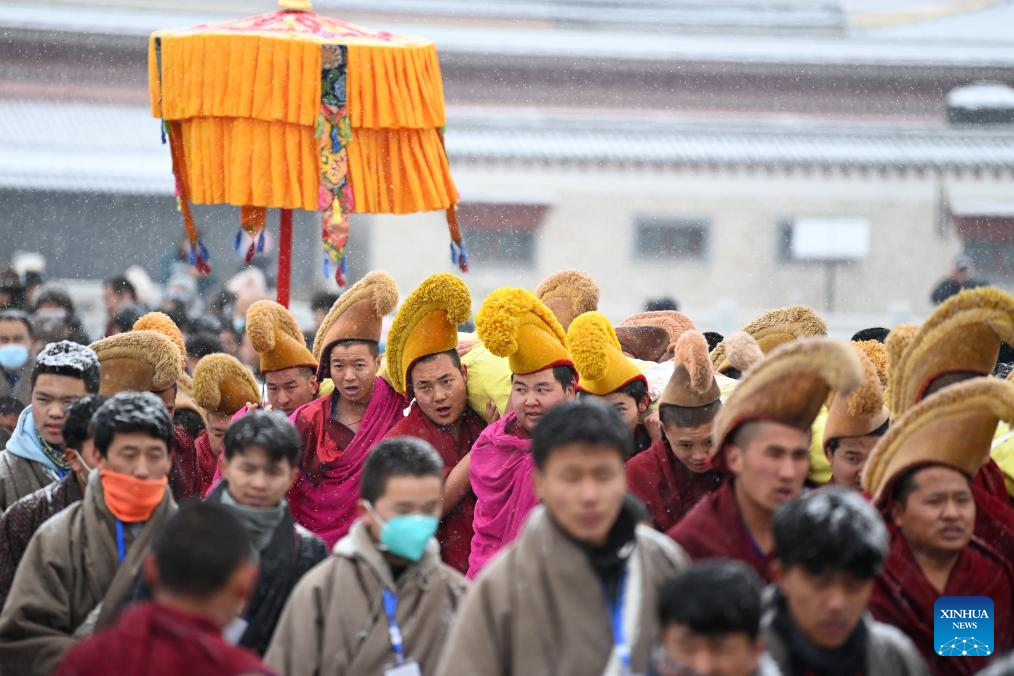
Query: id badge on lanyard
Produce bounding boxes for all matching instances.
[383,588,422,676]
[610,569,633,676]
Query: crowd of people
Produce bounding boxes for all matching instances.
[0,264,1012,676]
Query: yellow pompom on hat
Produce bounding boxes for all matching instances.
[90,330,184,396]
[133,311,186,362]
[616,311,696,362]
[823,342,890,446]
[711,337,863,460]
[863,377,1014,503]
[386,273,472,396]
[246,300,317,376]
[888,287,1014,416]
[710,305,827,375]
[534,269,599,331]
[477,287,572,376]
[566,311,645,396]
[659,330,721,408]
[192,353,262,416]
[313,271,399,376]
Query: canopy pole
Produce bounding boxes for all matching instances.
[277,209,293,308]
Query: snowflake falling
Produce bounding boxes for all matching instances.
[938,637,991,656]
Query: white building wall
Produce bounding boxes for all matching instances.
[361,163,1011,335]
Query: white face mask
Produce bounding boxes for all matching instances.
[72,448,93,484]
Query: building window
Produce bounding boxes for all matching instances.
[952,205,1014,280]
[634,217,710,261]
[462,229,537,267]
[456,202,548,269]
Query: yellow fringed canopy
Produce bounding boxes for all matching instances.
[149,10,456,214]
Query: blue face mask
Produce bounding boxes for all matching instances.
[0,344,29,371]
[366,502,439,562]
[232,317,245,333]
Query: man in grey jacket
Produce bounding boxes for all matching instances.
[762,487,928,676]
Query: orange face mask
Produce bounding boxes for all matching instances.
[100,469,167,523]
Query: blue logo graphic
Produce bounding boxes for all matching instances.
[934,597,994,658]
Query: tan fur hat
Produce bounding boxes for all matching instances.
[659,331,721,408]
[90,330,184,396]
[133,312,186,362]
[616,311,696,362]
[711,337,863,459]
[887,288,1014,416]
[534,269,599,331]
[863,377,1014,502]
[823,342,890,446]
[175,373,205,422]
[721,331,764,376]
[192,353,262,416]
[614,325,671,362]
[313,271,399,375]
[247,300,318,375]
[710,305,827,375]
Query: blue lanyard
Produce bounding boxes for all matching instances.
[115,519,126,564]
[382,588,405,665]
[610,568,631,675]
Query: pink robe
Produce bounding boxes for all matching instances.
[466,412,538,579]
[288,378,405,548]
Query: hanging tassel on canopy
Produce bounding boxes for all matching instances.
[166,121,211,275]
[447,205,468,273]
[238,206,268,264]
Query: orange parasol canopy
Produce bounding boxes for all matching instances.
[149,0,463,296]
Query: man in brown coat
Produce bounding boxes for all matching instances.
[266,437,468,675]
[0,341,100,511]
[0,392,177,675]
[0,394,104,609]
[436,400,689,676]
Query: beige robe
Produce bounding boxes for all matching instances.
[265,519,468,676]
[435,506,689,676]
[0,450,53,513]
[0,470,176,675]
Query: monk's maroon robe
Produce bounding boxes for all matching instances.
[666,480,775,582]
[626,438,721,532]
[871,525,1013,676]
[385,405,486,574]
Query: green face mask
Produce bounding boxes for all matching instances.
[365,502,439,562]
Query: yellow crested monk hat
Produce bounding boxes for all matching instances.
[477,287,572,376]
[192,353,262,416]
[566,311,646,395]
[863,377,1014,503]
[90,330,184,396]
[823,341,890,446]
[659,330,721,409]
[313,271,399,378]
[888,287,1014,416]
[616,310,696,363]
[386,273,472,396]
[710,305,827,376]
[246,300,318,376]
[711,337,863,462]
[534,269,599,331]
